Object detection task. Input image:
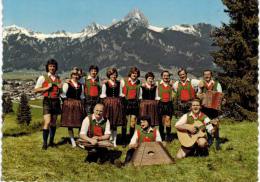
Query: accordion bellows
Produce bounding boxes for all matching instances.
[202,91,223,110]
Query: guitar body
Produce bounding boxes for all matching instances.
[177,120,207,148]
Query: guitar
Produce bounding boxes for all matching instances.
[177,111,230,148]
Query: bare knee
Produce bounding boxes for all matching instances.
[161,115,166,125]
[176,150,185,159]
[43,114,51,129]
[197,138,208,148]
[176,147,190,159]
[130,115,137,127]
[164,116,171,127]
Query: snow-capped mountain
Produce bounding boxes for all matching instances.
[3,23,107,41]
[3,9,217,76]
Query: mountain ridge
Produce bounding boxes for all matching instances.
[3,9,217,76]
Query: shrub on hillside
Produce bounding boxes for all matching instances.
[16,93,31,126]
[3,93,13,114]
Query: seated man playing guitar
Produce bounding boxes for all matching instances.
[175,98,216,159]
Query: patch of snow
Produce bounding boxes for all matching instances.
[148,25,164,33]
[168,24,201,36]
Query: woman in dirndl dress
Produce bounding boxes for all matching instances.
[61,68,85,147]
[100,67,124,147]
[139,72,159,127]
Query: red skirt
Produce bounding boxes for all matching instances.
[103,97,125,126]
[61,98,85,128]
[139,100,159,126]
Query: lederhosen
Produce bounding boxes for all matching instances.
[61,81,85,128]
[175,80,195,117]
[84,78,101,115]
[103,81,125,127]
[158,82,174,118]
[139,85,159,126]
[201,80,220,119]
[123,78,141,116]
[42,74,61,115]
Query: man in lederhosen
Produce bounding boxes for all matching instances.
[34,59,62,150]
[173,68,200,118]
[175,99,215,159]
[197,70,223,149]
[121,67,141,143]
[156,70,174,142]
[83,65,101,115]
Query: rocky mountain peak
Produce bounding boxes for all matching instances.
[81,22,106,33]
[51,30,67,35]
[3,25,34,37]
[124,8,149,26]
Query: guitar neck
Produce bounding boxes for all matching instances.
[215,111,230,120]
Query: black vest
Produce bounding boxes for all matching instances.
[106,81,120,97]
[141,85,156,100]
[66,82,82,100]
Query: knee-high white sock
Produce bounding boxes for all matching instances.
[110,131,114,141]
[70,137,76,147]
[113,130,117,147]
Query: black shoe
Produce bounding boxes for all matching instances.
[215,139,221,150]
[114,159,123,168]
[48,142,57,148]
[121,141,127,148]
[165,135,173,142]
[215,143,221,150]
[197,149,209,157]
[85,154,98,163]
[42,144,48,150]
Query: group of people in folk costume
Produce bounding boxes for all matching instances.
[34,58,223,164]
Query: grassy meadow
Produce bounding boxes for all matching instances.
[3,71,42,80]
[2,100,258,181]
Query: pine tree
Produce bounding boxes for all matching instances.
[2,93,13,113]
[17,93,31,125]
[211,0,258,120]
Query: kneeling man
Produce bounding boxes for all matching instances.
[80,103,111,163]
[175,99,214,159]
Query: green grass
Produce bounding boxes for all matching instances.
[3,71,42,80]
[2,118,257,181]
[29,99,43,106]
[3,71,71,80]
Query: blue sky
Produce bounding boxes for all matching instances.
[4,0,229,33]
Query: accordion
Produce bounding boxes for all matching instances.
[202,91,223,110]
